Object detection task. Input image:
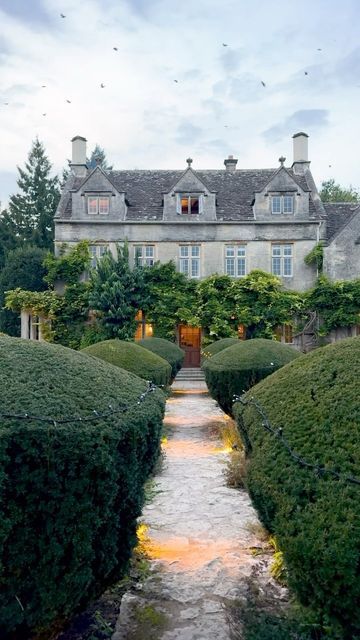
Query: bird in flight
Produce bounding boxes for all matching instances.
[174,79,179,83]
[66,99,71,103]
[3,102,9,105]
[60,13,66,18]
[304,71,308,75]
[317,48,322,51]
[100,83,105,88]
[222,43,228,47]
[42,113,47,116]
[113,47,118,51]
[261,81,266,87]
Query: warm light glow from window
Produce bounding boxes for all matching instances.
[238,324,246,339]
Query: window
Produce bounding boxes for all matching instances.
[177,194,203,215]
[134,310,154,340]
[225,245,246,277]
[271,195,294,214]
[272,244,293,277]
[90,245,108,268]
[179,245,200,278]
[87,196,110,215]
[275,324,293,344]
[134,245,155,267]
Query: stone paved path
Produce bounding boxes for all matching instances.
[112,378,266,640]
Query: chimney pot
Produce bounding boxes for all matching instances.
[224,155,238,173]
[292,132,310,174]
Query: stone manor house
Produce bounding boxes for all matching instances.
[23,132,360,364]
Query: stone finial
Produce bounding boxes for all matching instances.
[186,157,193,168]
[279,156,286,166]
[95,156,102,166]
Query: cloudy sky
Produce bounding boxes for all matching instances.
[0,0,359,205]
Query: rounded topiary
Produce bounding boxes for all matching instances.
[0,336,165,638]
[234,337,360,636]
[82,339,172,387]
[203,338,301,415]
[137,337,185,381]
[201,337,239,362]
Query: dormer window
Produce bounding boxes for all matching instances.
[177,194,203,215]
[87,195,110,215]
[271,195,294,214]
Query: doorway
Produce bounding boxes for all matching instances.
[179,325,201,367]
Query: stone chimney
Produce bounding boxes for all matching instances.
[70,135,87,177]
[224,155,238,173]
[292,132,310,174]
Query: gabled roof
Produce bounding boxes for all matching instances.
[55,166,320,221]
[324,203,360,242]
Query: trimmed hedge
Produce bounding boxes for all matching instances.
[82,339,172,387]
[137,337,185,381]
[234,337,360,637]
[203,338,300,415]
[201,337,239,362]
[0,336,165,638]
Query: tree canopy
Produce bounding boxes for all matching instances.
[319,179,360,203]
[8,138,60,250]
[87,144,113,170]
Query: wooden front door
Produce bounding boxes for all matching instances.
[179,325,201,367]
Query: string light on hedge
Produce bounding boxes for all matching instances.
[0,381,159,426]
[232,393,360,487]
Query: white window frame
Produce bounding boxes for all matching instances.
[225,245,246,277]
[176,194,204,215]
[179,245,201,278]
[89,244,108,268]
[272,244,293,277]
[87,195,110,215]
[271,195,294,215]
[134,245,155,267]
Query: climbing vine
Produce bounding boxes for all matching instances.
[304,242,324,273]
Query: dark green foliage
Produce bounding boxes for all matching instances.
[233,337,360,637]
[82,339,172,387]
[201,337,239,361]
[89,244,145,341]
[0,210,18,270]
[0,336,165,638]
[319,178,359,203]
[142,261,198,340]
[304,242,324,273]
[307,276,360,334]
[137,337,185,381]
[44,241,91,287]
[203,338,300,416]
[0,245,48,335]
[8,138,60,250]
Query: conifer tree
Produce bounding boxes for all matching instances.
[8,138,60,250]
[87,144,113,170]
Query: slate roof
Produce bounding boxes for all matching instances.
[55,166,321,222]
[323,203,360,242]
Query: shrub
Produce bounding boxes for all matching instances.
[203,338,300,415]
[82,339,172,387]
[201,337,239,362]
[233,337,360,637]
[137,337,185,381]
[0,336,165,638]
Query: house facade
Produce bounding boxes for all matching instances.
[51,132,359,364]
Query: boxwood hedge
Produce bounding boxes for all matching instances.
[201,337,239,362]
[82,339,172,387]
[203,338,300,415]
[137,337,185,381]
[234,337,360,637]
[0,336,165,639]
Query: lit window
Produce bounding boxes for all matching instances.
[178,194,203,215]
[134,245,155,267]
[87,196,110,215]
[271,195,294,214]
[179,245,201,278]
[272,244,293,277]
[225,245,246,277]
[90,244,108,268]
[134,310,154,340]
